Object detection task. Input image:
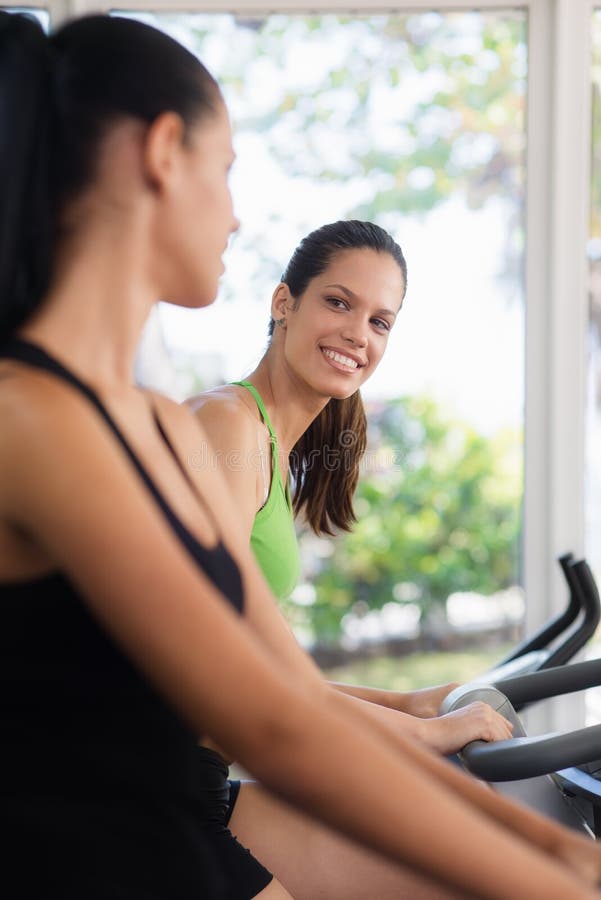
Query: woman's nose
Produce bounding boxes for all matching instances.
[341,325,368,348]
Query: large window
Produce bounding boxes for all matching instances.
[124,8,527,684]
[1,1,594,722]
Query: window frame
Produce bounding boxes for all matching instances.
[6,0,595,729]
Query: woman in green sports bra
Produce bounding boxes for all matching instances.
[187,220,519,897]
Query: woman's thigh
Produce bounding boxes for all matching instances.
[228,781,468,900]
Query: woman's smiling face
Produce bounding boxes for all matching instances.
[277,247,405,400]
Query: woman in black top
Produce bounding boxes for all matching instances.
[1,11,601,900]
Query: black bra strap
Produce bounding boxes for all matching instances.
[151,408,221,533]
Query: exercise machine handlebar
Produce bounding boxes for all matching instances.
[460,726,601,782]
[494,656,601,706]
[495,557,600,671]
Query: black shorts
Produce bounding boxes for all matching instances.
[197,747,273,900]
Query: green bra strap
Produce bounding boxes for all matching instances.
[231,380,277,441]
[232,382,293,513]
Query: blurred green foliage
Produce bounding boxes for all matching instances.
[222,13,525,197]
[323,644,514,692]
[285,395,522,640]
[145,11,527,646]
[153,10,526,289]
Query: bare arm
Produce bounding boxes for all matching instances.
[330,681,513,753]
[176,396,601,886]
[188,391,515,753]
[332,680,460,717]
[2,381,599,900]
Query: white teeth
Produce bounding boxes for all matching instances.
[322,348,359,369]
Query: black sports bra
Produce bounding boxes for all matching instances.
[0,337,243,612]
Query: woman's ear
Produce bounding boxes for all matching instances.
[271,283,292,324]
[141,111,186,193]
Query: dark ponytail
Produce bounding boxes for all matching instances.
[290,393,367,536]
[279,220,407,536]
[0,12,221,343]
[0,13,54,342]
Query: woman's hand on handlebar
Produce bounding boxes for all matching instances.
[420,701,514,755]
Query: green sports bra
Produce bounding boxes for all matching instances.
[233,381,301,600]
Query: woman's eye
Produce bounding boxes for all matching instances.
[326,297,348,310]
[372,318,390,331]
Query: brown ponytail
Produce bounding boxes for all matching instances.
[290,390,367,536]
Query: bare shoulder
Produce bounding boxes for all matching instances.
[0,362,131,520]
[186,385,257,421]
[183,386,262,453]
[0,366,52,506]
[145,387,249,441]
[0,360,97,452]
